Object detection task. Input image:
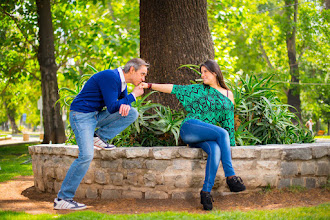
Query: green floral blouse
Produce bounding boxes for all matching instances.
[172,84,236,146]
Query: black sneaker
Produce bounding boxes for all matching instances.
[226,176,246,192]
[200,190,214,211]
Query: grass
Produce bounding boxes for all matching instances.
[0,203,329,219]
[315,136,330,139]
[0,143,33,182]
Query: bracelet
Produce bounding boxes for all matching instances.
[148,83,152,89]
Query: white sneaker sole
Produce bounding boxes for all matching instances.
[54,206,87,210]
[94,145,116,150]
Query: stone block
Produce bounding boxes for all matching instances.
[256,161,278,170]
[145,191,168,199]
[233,160,255,171]
[152,147,179,159]
[100,160,121,170]
[316,161,329,176]
[100,148,126,159]
[292,178,304,186]
[178,148,202,159]
[95,170,108,184]
[231,146,257,159]
[122,190,142,199]
[46,182,54,193]
[174,175,190,188]
[127,172,138,186]
[122,159,143,169]
[28,145,35,155]
[55,167,68,181]
[101,189,122,199]
[51,146,66,155]
[171,191,196,199]
[146,160,171,171]
[306,178,316,188]
[126,148,150,158]
[75,185,86,198]
[144,173,156,187]
[278,178,290,188]
[283,147,312,161]
[110,172,123,185]
[65,146,79,157]
[63,157,75,166]
[312,146,329,158]
[301,162,316,175]
[44,167,55,180]
[262,174,278,186]
[281,162,298,176]
[257,147,282,159]
[54,181,62,193]
[86,187,98,199]
[173,159,194,170]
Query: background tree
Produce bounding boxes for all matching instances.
[140,0,215,109]
[36,0,65,143]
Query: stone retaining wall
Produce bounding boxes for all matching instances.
[29,143,329,199]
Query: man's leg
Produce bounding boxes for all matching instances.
[95,108,138,141]
[57,111,97,200]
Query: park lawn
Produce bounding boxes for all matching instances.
[0,144,33,182]
[0,203,329,219]
[315,136,330,139]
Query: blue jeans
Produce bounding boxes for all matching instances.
[180,119,235,192]
[57,108,138,200]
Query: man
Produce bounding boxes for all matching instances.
[305,119,314,135]
[54,58,148,210]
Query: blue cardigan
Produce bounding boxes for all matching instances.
[70,69,135,114]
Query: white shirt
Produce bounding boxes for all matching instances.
[117,67,136,100]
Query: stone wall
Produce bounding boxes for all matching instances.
[29,143,330,199]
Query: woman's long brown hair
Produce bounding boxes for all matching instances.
[200,59,229,90]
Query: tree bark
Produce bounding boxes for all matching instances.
[4,101,20,134]
[140,0,214,109]
[285,0,301,122]
[36,0,66,143]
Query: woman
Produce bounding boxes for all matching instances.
[140,59,246,211]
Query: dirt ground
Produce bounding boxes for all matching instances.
[0,176,329,215]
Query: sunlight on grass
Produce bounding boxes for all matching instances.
[0,203,329,220]
[0,144,33,182]
[315,136,330,139]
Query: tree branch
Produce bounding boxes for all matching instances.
[258,39,273,69]
[0,9,38,52]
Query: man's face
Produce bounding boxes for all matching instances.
[130,65,148,86]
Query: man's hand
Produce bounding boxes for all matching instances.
[119,104,131,116]
[132,84,145,97]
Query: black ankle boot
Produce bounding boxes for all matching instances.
[226,176,246,192]
[200,190,214,211]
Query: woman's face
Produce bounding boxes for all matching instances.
[201,66,217,86]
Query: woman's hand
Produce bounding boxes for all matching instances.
[139,82,149,89]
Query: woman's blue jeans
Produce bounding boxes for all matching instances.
[180,119,235,192]
[57,108,138,200]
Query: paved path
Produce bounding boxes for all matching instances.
[0,137,41,147]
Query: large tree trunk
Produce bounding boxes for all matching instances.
[36,0,66,143]
[140,0,214,109]
[285,0,301,122]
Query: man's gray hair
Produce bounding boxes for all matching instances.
[123,58,149,73]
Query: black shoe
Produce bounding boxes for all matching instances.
[200,190,214,211]
[226,176,246,192]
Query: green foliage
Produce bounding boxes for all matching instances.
[1,203,329,219]
[228,74,314,145]
[0,144,33,182]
